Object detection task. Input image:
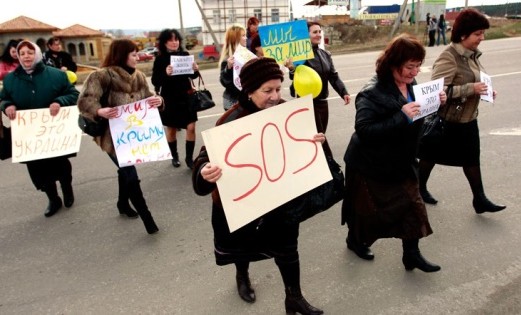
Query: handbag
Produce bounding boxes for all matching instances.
[78,70,112,137]
[188,74,215,112]
[0,125,12,160]
[282,156,345,224]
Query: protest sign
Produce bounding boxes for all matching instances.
[258,20,314,64]
[480,71,494,103]
[171,55,195,75]
[412,78,444,121]
[109,98,171,167]
[233,45,258,90]
[201,95,331,232]
[11,107,82,163]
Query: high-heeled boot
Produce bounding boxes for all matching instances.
[185,140,195,169]
[168,141,181,168]
[402,239,440,273]
[43,182,63,217]
[284,286,323,315]
[61,181,74,208]
[127,179,158,234]
[58,159,74,207]
[463,165,506,214]
[117,170,138,218]
[236,268,256,303]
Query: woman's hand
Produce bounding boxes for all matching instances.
[343,94,351,105]
[439,90,447,106]
[166,64,174,76]
[201,162,222,183]
[147,96,163,108]
[49,102,61,116]
[97,107,118,119]
[313,133,326,144]
[5,105,17,120]
[401,102,421,120]
[227,56,235,69]
[473,82,488,95]
[192,62,199,71]
[284,58,294,71]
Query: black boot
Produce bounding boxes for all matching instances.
[463,165,506,214]
[117,170,138,218]
[127,179,159,234]
[347,232,374,260]
[61,181,74,208]
[285,286,323,315]
[43,183,63,217]
[419,160,438,205]
[472,193,506,214]
[168,141,181,168]
[236,263,255,303]
[402,239,440,273]
[185,140,195,169]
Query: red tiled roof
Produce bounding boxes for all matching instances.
[0,16,58,33]
[53,24,104,37]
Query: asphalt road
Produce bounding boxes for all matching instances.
[1,37,521,314]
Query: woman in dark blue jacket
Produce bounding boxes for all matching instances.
[0,40,79,217]
[341,34,445,272]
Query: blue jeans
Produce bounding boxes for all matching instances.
[437,30,446,45]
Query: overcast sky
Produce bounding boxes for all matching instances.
[1,0,519,30]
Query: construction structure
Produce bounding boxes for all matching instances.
[199,0,290,45]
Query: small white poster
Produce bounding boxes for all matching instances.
[171,55,195,75]
[109,98,171,167]
[10,107,82,163]
[412,78,444,121]
[233,45,258,90]
[480,71,494,103]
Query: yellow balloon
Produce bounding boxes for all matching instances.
[293,65,322,98]
[66,70,77,84]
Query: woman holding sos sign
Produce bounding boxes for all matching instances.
[193,57,325,315]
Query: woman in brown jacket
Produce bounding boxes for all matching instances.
[418,8,506,214]
[78,39,164,234]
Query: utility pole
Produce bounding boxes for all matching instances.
[194,0,221,51]
[389,0,408,39]
[178,0,185,35]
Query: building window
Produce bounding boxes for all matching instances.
[229,9,236,23]
[272,9,280,23]
[254,9,262,23]
[213,9,220,24]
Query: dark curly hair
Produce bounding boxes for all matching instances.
[157,29,184,55]
[451,8,490,43]
[0,39,22,63]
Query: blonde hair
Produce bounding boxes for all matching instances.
[218,24,246,66]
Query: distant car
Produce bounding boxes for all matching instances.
[199,45,221,62]
[142,47,158,56]
[137,51,154,62]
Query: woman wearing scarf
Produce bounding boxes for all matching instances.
[0,40,79,217]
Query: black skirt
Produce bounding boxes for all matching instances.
[160,96,198,129]
[418,119,480,166]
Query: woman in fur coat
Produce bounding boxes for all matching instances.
[78,39,164,234]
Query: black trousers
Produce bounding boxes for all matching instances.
[26,156,72,190]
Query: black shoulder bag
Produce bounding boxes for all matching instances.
[78,71,112,137]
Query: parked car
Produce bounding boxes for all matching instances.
[198,45,221,62]
[142,47,158,56]
[137,51,154,62]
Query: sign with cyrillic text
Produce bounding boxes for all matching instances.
[109,98,170,167]
[412,78,444,121]
[258,20,314,64]
[11,107,82,163]
[480,71,494,103]
[171,55,194,75]
[233,45,258,90]
[201,95,331,232]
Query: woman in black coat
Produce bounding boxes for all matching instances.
[193,57,325,315]
[152,29,199,169]
[341,34,446,272]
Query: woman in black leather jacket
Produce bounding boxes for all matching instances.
[288,21,350,156]
[341,34,446,273]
